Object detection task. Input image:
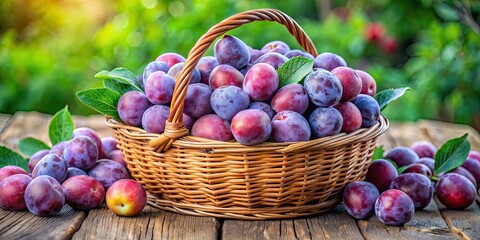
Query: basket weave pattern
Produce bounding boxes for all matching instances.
[105,8,389,220]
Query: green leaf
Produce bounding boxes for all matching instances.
[277,56,314,87]
[372,146,384,160]
[95,68,142,92]
[434,133,470,175]
[76,88,121,121]
[397,165,408,174]
[0,146,28,171]
[103,78,138,95]
[375,87,411,111]
[18,137,50,156]
[49,106,74,145]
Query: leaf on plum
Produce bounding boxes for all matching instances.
[374,87,411,111]
[0,145,28,171]
[49,105,74,145]
[18,137,50,156]
[277,56,313,87]
[76,88,121,121]
[434,133,470,175]
[95,67,143,92]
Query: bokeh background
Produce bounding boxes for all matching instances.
[1,0,479,130]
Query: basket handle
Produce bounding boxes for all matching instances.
[150,8,318,152]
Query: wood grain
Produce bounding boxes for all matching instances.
[222,205,364,240]
[0,204,86,240]
[0,114,10,134]
[73,205,219,240]
[0,112,52,151]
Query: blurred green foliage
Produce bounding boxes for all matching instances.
[1,0,479,129]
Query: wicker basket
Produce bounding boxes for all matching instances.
[105,8,389,220]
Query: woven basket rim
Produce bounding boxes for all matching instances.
[105,114,389,153]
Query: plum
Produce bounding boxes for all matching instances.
[468,150,480,163]
[351,94,380,128]
[88,159,130,190]
[248,47,264,64]
[375,189,415,226]
[284,49,314,60]
[210,85,250,121]
[390,173,433,209]
[436,173,476,210]
[384,146,419,168]
[101,137,118,154]
[313,52,347,71]
[183,113,195,132]
[144,71,175,105]
[343,181,379,219]
[28,149,50,173]
[451,166,477,189]
[156,52,185,67]
[107,150,127,168]
[410,140,437,159]
[117,91,151,127]
[24,175,65,217]
[66,167,88,179]
[365,159,398,193]
[243,63,279,101]
[417,157,435,173]
[231,109,271,145]
[209,64,244,90]
[197,56,219,84]
[271,111,311,142]
[331,67,362,102]
[460,157,480,188]
[32,153,68,183]
[402,163,432,177]
[308,106,343,138]
[303,68,342,107]
[355,69,377,97]
[141,105,170,134]
[191,114,233,141]
[270,83,309,114]
[0,165,28,181]
[248,102,276,120]
[167,62,201,84]
[261,40,290,54]
[62,175,105,210]
[335,101,362,133]
[50,141,67,158]
[0,174,32,210]
[183,83,213,119]
[253,52,289,70]
[214,35,250,69]
[142,60,170,86]
[63,136,99,170]
[73,127,102,156]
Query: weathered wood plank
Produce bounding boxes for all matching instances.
[0,206,86,240]
[435,200,480,240]
[419,120,480,240]
[222,205,365,239]
[417,119,480,150]
[0,114,11,134]
[0,112,91,240]
[0,112,52,151]
[357,121,456,240]
[73,204,219,240]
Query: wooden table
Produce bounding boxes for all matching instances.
[1,112,479,240]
